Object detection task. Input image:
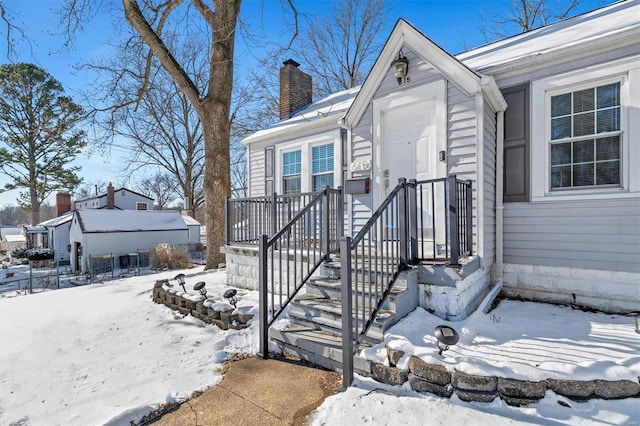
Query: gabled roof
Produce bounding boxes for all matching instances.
[75,187,154,203]
[74,210,188,233]
[241,1,634,142]
[344,19,506,127]
[39,212,73,228]
[456,0,640,74]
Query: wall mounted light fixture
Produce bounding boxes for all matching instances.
[392,50,409,85]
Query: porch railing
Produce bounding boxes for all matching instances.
[225,192,319,245]
[341,176,472,387]
[258,186,343,357]
[413,176,473,264]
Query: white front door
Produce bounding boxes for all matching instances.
[381,99,443,253]
[382,99,437,193]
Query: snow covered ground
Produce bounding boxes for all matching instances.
[0,268,638,425]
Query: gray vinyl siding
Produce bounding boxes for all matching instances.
[503,198,640,273]
[482,101,497,266]
[348,47,448,235]
[495,45,640,275]
[350,103,374,234]
[248,143,266,197]
[447,85,477,181]
[447,84,480,256]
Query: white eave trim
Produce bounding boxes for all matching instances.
[242,112,344,146]
[469,25,640,77]
[480,75,508,112]
[344,19,485,127]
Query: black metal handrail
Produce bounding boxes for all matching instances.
[258,186,343,357]
[341,175,472,387]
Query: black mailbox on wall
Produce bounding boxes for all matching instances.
[344,177,370,194]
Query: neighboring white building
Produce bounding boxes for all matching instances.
[182,214,202,245]
[232,1,640,314]
[69,209,199,273]
[0,227,26,263]
[38,212,73,265]
[74,183,154,211]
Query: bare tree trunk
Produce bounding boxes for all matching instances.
[122,0,240,269]
[201,106,231,268]
[202,0,237,269]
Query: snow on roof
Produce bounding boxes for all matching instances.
[39,212,73,228]
[182,215,200,226]
[24,226,46,233]
[75,187,154,203]
[0,227,23,236]
[76,209,188,233]
[456,0,640,72]
[5,234,26,243]
[242,86,360,144]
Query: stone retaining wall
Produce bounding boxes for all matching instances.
[368,347,640,405]
[152,280,253,330]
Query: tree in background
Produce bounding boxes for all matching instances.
[136,173,180,210]
[0,205,29,226]
[298,0,389,97]
[479,0,583,41]
[230,0,388,148]
[74,181,109,200]
[94,37,206,218]
[60,0,297,269]
[0,63,85,225]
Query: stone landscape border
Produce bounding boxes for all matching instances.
[152,280,253,330]
[368,347,640,406]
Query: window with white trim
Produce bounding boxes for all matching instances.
[549,82,621,189]
[136,202,148,210]
[312,143,334,191]
[282,150,301,194]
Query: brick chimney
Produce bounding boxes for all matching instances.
[106,182,115,209]
[56,192,71,217]
[279,59,312,120]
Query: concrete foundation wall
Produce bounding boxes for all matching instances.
[502,263,640,313]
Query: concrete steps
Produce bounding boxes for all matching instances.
[269,265,418,372]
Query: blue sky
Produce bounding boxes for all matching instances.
[0,0,610,208]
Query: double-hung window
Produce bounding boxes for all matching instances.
[282,150,301,194]
[550,82,621,189]
[312,143,334,191]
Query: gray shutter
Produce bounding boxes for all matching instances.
[265,146,274,195]
[503,84,529,202]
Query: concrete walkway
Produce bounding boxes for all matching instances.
[152,356,342,425]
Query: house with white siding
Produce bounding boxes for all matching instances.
[224,1,639,372]
[38,212,73,265]
[0,227,26,263]
[74,182,153,211]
